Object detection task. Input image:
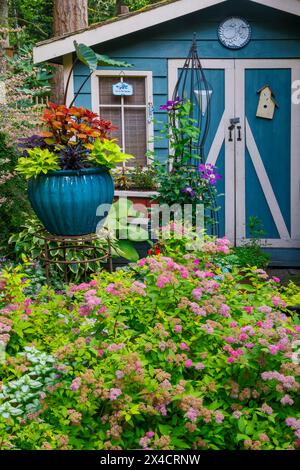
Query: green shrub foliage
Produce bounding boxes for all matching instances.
[0,232,299,450]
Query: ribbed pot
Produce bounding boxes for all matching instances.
[28,168,114,236]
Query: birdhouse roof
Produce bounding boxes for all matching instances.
[257,85,279,107]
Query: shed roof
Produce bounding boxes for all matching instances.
[33,0,300,64]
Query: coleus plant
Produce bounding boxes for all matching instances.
[16,43,134,174]
[40,103,116,147]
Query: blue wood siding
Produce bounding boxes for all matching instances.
[73,0,300,162]
[71,0,300,265]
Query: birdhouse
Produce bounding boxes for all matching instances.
[256,85,278,120]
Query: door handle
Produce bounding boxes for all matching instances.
[228,124,234,142]
[237,126,242,141]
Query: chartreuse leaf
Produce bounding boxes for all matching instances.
[238,416,247,433]
[89,138,134,169]
[158,424,172,435]
[15,149,60,179]
[171,438,192,449]
[237,434,251,442]
[236,284,256,292]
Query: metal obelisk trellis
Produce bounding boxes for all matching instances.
[172,34,219,236]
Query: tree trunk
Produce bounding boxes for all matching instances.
[0,0,9,45]
[115,1,129,15]
[52,0,88,104]
[53,0,88,36]
[0,0,9,73]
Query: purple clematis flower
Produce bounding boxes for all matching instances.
[160,97,182,111]
[198,163,222,185]
[182,186,196,198]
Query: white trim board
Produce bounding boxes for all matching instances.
[91,69,154,163]
[252,0,300,16]
[33,0,300,64]
[115,190,159,198]
[63,54,74,108]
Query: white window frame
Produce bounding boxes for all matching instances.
[91,70,154,165]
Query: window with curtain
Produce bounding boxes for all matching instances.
[98,75,148,166]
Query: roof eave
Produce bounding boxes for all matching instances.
[33,0,300,64]
[33,0,227,64]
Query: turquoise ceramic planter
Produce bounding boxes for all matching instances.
[28,168,114,236]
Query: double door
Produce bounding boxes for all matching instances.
[169,59,300,248]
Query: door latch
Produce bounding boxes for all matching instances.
[237,126,242,141]
[228,124,235,142]
[228,118,241,142]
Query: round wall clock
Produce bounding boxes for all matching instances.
[218,17,251,49]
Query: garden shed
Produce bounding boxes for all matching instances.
[33,0,300,266]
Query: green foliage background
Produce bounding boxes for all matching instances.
[0,133,31,256]
[8,0,160,47]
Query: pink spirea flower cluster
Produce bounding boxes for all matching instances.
[116,370,124,379]
[286,418,300,440]
[174,324,182,333]
[261,371,298,390]
[272,296,287,308]
[243,306,254,315]
[219,304,231,318]
[106,283,122,296]
[139,431,155,449]
[185,408,199,422]
[201,237,231,255]
[70,377,81,392]
[281,395,294,406]
[215,411,224,423]
[107,343,125,352]
[261,403,273,415]
[109,388,122,401]
[225,347,245,363]
[130,281,146,296]
[194,270,215,279]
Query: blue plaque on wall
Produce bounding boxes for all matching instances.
[112,81,133,96]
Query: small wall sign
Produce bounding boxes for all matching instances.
[256,85,278,120]
[112,81,133,96]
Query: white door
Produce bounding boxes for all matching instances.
[168,59,300,249]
